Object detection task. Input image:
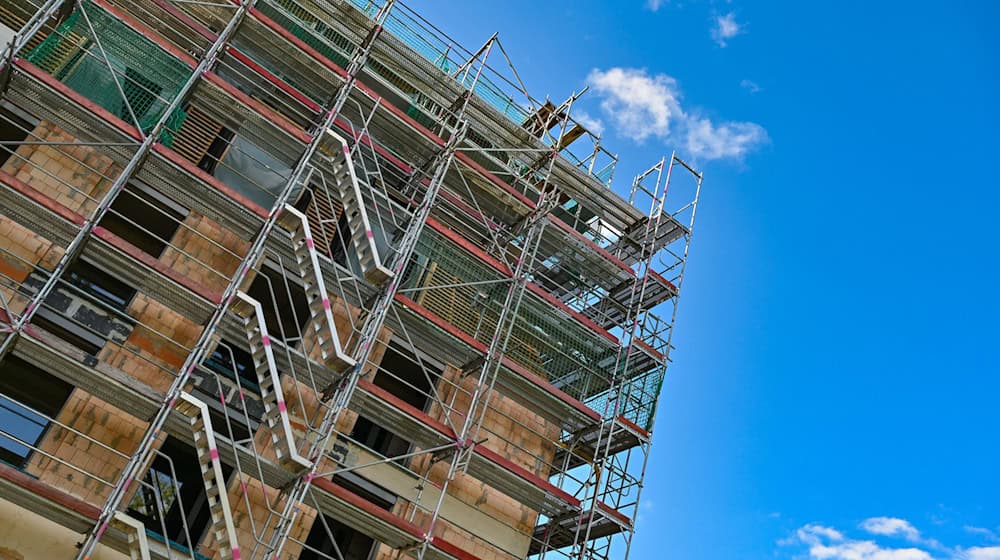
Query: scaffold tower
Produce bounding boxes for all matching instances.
[0,2,702,560]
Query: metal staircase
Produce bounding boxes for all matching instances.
[231,291,313,472]
[174,393,241,560]
[320,129,394,285]
[111,511,151,560]
[277,204,357,373]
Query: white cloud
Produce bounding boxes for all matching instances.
[965,547,1000,560]
[586,67,681,142]
[792,524,933,560]
[646,0,667,12]
[684,117,767,160]
[786,520,1000,560]
[741,79,762,94]
[964,527,1000,543]
[586,67,767,161]
[574,110,605,136]
[712,12,743,47]
[862,518,923,542]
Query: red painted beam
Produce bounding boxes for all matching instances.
[310,477,424,540]
[89,0,198,68]
[430,536,485,560]
[0,462,101,521]
[0,169,87,227]
[356,378,456,440]
[498,356,601,423]
[596,500,633,527]
[246,7,445,147]
[393,294,488,354]
[474,445,580,508]
[226,48,323,114]
[14,59,143,142]
[525,283,618,345]
[202,71,312,144]
[633,339,665,363]
[616,415,650,439]
[647,269,678,294]
[93,226,222,304]
[549,216,634,277]
[151,145,269,219]
[425,217,510,276]
[147,0,216,41]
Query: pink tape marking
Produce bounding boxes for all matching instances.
[209,448,219,461]
[305,237,314,249]
[277,400,286,412]
[232,548,241,560]
[366,230,375,239]
[261,334,271,347]
[322,298,331,310]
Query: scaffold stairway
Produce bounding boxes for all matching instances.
[174,393,241,560]
[110,512,151,560]
[322,130,394,285]
[278,204,357,372]
[232,292,313,472]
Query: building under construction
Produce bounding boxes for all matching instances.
[0,1,702,559]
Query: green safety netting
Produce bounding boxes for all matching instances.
[404,228,651,412]
[25,1,192,138]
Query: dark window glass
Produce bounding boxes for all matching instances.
[300,514,376,560]
[64,260,137,311]
[99,185,184,258]
[0,106,32,168]
[204,341,259,393]
[350,346,441,459]
[246,267,310,345]
[0,357,74,469]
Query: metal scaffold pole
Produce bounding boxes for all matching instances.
[69,0,405,556]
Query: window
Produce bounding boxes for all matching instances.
[0,105,32,168]
[0,357,74,469]
[204,340,258,394]
[300,514,377,560]
[32,260,137,354]
[246,265,310,345]
[127,436,233,550]
[350,345,441,459]
[99,183,186,258]
[63,259,137,311]
[301,474,394,560]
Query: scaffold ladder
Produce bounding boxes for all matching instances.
[277,204,357,373]
[110,512,151,560]
[231,291,312,472]
[321,129,394,285]
[174,392,241,560]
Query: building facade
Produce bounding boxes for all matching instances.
[0,1,702,560]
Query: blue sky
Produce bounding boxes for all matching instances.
[412,1,998,559]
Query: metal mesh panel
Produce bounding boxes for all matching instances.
[25,2,192,132]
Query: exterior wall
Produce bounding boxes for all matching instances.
[0,499,125,560]
[99,293,203,393]
[25,389,147,507]
[1,120,119,217]
[160,210,250,294]
[200,473,318,560]
[0,121,269,558]
[0,45,590,560]
[0,215,63,316]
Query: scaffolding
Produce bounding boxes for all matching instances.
[0,2,702,560]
